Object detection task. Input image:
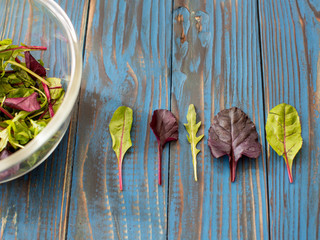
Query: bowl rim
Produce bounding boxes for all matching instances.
[0,0,82,173]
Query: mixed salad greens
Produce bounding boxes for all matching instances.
[0,39,65,163]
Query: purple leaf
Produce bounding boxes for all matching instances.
[0,149,19,180]
[150,109,178,185]
[25,51,46,79]
[0,149,11,160]
[4,92,41,112]
[41,82,54,117]
[208,107,261,182]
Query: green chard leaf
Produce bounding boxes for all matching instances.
[47,77,63,100]
[29,119,48,136]
[109,106,133,191]
[184,104,204,181]
[266,103,303,183]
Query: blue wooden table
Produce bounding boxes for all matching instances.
[1,0,320,239]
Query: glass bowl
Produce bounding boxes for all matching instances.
[0,0,82,182]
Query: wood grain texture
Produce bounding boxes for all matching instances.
[168,0,269,239]
[0,0,89,239]
[66,0,172,239]
[1,0,320,239]
[259,0,320,239]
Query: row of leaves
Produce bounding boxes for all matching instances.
[110,103,303,190]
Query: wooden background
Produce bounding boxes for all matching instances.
[0,0,320,239]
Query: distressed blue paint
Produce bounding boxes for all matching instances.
[168,1,269,240]
[172,7,190,101]
[196,11,211,48]
[67,0,172,239]
[1,0,320,239]
[259,0,320,239]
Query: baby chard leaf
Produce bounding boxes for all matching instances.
[25,51,46,79]
[150,109,178,185]
[266,103,302,183]
[208,107,261,182]
[109,106,133,191]
[4,92,41,112]
[184,104,204,181]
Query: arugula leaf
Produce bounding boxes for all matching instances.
[208,107,261,182]
[184,104,204,181]
[0,129,9,152]
[29,119,48,136]
[266,103,303,183]
[11,120,32,145]
[109,106,133,191]
[4,111,30,149]
[150,109,178,185]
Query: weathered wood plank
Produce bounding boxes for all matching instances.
[259,0,320,239]
[66,0,172,239]
[0,0,89,239]
[168,0,269,239]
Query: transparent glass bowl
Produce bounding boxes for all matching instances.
[0,0,82,182]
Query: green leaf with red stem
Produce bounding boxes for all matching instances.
[109,106,133,191]
[266,103,303,183]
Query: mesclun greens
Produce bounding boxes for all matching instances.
[0,39,65,171]
[109,106,133,191]
[266,103,303,183]
[184,104,203,182]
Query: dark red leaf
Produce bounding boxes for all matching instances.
[208,107,261,182]
[4,92,41,112]
[25,51,46,79]
[150,109,178,185]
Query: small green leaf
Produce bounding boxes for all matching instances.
[266,103,303,183]
[184,104,204,181]
[47,78,63,100]
[109,106,133,191]
[29,119,48,136]
[0,129,9,152]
